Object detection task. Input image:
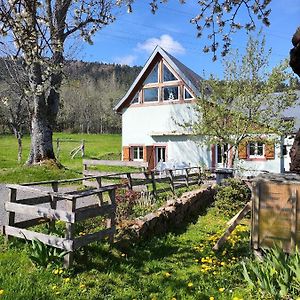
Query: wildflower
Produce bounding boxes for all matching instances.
[121,253,126,257]
[79,284,86,289]
[187,282,193,288]
[219,287,225,292]
[0,290,4,295]
[64,278,70,283]
[164,272,171,277]
[220,262,226,266]
[194,259,199,262]
[171,298,176,300]
[210,297,215,300]
[53,269,59,275]
[59,269,63,275]
[79,232,85,236]
[55,291,60,295]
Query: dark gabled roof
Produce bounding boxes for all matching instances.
[114,46,203,113]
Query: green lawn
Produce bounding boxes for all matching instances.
[0,207,255,300]
[0,133,121,183]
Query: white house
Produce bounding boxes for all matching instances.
[114,46,298,174]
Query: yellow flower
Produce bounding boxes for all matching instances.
[219,287,225,292]
[64,278,70,283]
[194,259,199,262]
[53,269,59,275]
[52,285,57,290]
[187,282,193,288]
[55,291,60,295]
[79,284,86,289]
[79,232,85,236]
[171,298,176,300]
[0,290,4,295]
[121,253,126,257]
[165,272,171,277]
[59,269,63,274]
[220,262,226,266]
[210,297,215,300]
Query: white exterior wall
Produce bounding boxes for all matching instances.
[122,102,293,174]
[122,103,211,168]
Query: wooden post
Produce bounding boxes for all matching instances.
[251,182,260,250]
[150,171,157,199]
[81,140,85,157]
[56,138,60,160]
[197,167,202,185]
[185,168,189,188]
[107,189,116,244]
[96,177,104,205]
[64,198,76,268]
[291,189,297,251]
[5,188,17,240]
[127,173,133,190]
[49,182,58,232]
[169,170,175,195]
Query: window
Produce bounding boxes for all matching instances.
[132,146,143,161]
[144,63,158,84]
[216,144,228,164]
[163,64,177,82]
[131,91,139,104]
[156,146,166,164]
[163,86,179,101]
[248,142,264,158]
[144,88,158,102]
[184,87,193,100]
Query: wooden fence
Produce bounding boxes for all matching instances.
[83,159,204,197]
[56,138,85,159]
[3,176,117,268]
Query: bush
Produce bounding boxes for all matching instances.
[214,178,251,217]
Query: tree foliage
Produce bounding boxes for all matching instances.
[190,34,297,167]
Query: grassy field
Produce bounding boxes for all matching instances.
[0,133,121,183]
[0,206,254,300]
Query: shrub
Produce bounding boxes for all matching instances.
[242,246,300,299]
[214,178,251,217]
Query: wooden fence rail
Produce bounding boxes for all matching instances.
[3,179,117,268]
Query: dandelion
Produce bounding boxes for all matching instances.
[0,289,4,295]
[219,287,225,292]
[59,269,63,275]
[220,262,226,266]
[210,297,215,300]
[64,278,70,283]
[53,269,59,275]
[55,291,60,295]
[187,282,193,288]
[79,232,85,236]
[164,272,171,277]
[79,283,86,289]
[52,285,57,290]
[171,298,176,300]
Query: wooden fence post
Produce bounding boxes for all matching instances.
[64,198,76,268]
[96,177,104,205]
[150,171,157,199]
[251,182,260,250]
[127,173,133,190]
[49,182,58,232]
[197,167,202,185]
[107,189,116,244]
[5,188,17,240]
[185,168,189,188]
[169,170,175,195]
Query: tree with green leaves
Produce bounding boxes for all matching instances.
[190,34,297,168]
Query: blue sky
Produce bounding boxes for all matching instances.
[75,1,300,78]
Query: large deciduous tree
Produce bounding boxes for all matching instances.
[190,35,296,169]
[0,0,130,165]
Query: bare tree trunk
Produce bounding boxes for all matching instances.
[17,132,22,163]
[290,27,300,173]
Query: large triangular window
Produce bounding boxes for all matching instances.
[144,63,158,84]
[163,64,177,82]
[184,87,194,100]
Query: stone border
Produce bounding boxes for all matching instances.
[118,186,216,241]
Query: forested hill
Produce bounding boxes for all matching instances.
[58,60,142,134]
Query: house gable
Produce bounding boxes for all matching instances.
[114,46,203,113]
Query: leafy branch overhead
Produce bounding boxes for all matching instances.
[150,0,272,60]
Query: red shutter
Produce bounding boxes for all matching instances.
[265,142,275,160]
[146,146,155,170]
[238,142,248,159]
[123,146,130,161]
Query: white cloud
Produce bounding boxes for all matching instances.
[137,34,185,55]
[115,54,137,66]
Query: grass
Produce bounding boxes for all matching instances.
[0,207,256,300]
[0,133,121,183]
